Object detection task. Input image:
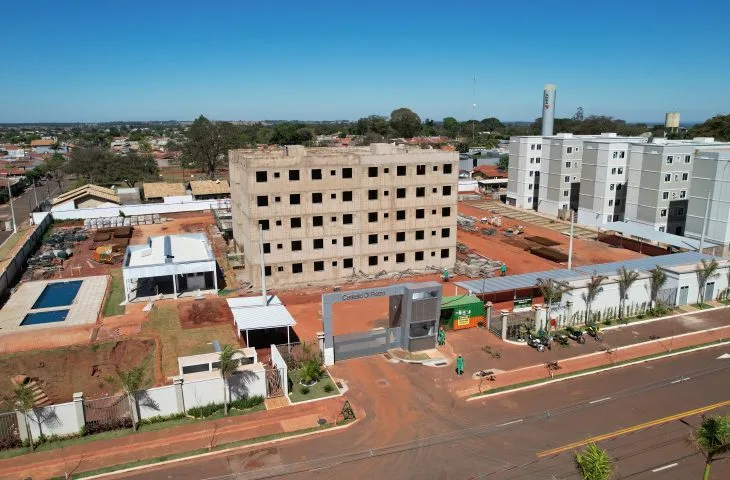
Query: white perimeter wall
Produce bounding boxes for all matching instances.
[24,401,81,439]
[49,199,231,220]
[138,385,180,420]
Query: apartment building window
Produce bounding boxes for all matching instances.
[527,197,533,203]
[611,168,616,174]
[416,165,426,175]
[342,168,352,178]
[613,214,619,221]
[531,144,536,150]
[536,157,541,164]
[441,249,450,258]
[664,173,671,182]
[618,168,623,174]
[311,169,322,180]
[312,261,324,272]
[608,200,614,206]
[432,209,436,215]
[565,161,571,168]
[290,194,300,205]
[617,184,622,191]
[331,216,337,222]
[332,239,337,245]
[575,147,580,152]
[397,165,406,176]
[291,240,302,251]
[257,196,268,207]
[263,243,271,254]
[666,155,673,164]
[441,228,450,238]
[398,210,407,220]
[416,187,425,197]
[612,151,618,159]
[563,190,569,197]
[330,170,336,176]
[529,171,533,177]
[313,216,323,227]
[289,170,300,181]
[274,172,280,178]
[312,192,322,203]
[443,185,452,196]
[259,219,270,231]
[292,263,303,274]
[274,196,281,203]
[397,188,406,198]
[342,191,353,202]
[609,184,615,191]
[344,258,353,268]
[264,266,272,276]
[680,190,687,199]
[368,189,378,200]
[383,190,389,197]
[567,147,573,153]
[343,236,353,246]
[619,151,625,158]
[277,243,282,249]
[396,253,406,263]
[368,212,378,222]
[685,155,691,163]
[256,171,267,182]
[662,192,669,200]
[443,164,453,174]
[442,207,451,217]
[682,173,689,181]
[290,217,301,228]
[659,227,665,232]
[368,234,378,245]
[528,184,533,190]
[414,209,423,219]
[660,209,667,217]
[537,144,542,150]
[330,193,336,199]
[368,167,378,177]
[616,199,621,206]
[564,176,570,183]
[415,251,424,261]
[530,158,535,164]
[415,230,424,240]
[392,231,404,242]
[310,239,322,250]
[368,256,378,266]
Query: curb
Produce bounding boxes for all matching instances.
[601,303,730,331]
[84,418,361,479]
[467,340,730,401]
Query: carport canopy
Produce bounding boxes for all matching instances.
[226,295,296,346]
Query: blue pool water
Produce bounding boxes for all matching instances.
[21,309,70,326]
[31,281,83,309]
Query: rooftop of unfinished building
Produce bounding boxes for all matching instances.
[229,143,456,163]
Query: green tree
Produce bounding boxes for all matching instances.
[617,267,640,322]
[498,154,509,170]
[354,115,390,137]
[581,273,607,325]
[536,278,570,329]
[648,266,668,312]
[575,443,613,480]
[44,153,67,193]
[111,366,147,431]
[218,345,240,416]
[117,153,160,187]
[14,385,36,450]
[182,115,238,179]
[694,415,730,480]
[269,122,315,145]
[689,114,730,141]
[442,117,460,138]
[696,259,720,306]
[481,117,504,132]
[390,107,422,138]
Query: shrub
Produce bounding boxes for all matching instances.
[323,384,334,393]
[603,319,612,326]
[187,403,223,418]
[188,396,264,418]
[230,395,265,410]
[300,386,310,395]
[83,418,133,435]
[138,412,186,426]
[299,359,323,385]
[0,434,21,451]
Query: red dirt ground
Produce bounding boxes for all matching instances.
[178,297,234,329]
[129,212,216,245]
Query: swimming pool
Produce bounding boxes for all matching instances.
[20,309,70,326]
[31,281,83,309]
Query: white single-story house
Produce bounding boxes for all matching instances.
[122,233,218,302]
[226,295,297,348]
[178,347,258,380]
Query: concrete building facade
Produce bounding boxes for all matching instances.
[229,144,458,288]
[506,136,543,209]
[537,133,584,216]
[685,149,730,253]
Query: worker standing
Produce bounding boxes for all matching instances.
[438,327,446,346]
[456,354,465,376]
[500,263,507,277]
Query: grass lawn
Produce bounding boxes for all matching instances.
[693,303,714,310]
[288,369,339,403]
[0,224,30,262]
[102,269,126,317]
[143,305,241,379]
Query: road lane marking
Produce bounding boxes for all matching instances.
[537,399,730,458]
[671,377,691,384]
[652,462,678,472]
[497,419,523,427]
[589,397,611,404]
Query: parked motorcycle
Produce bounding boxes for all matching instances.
[554,334,570,347]
[586,324,604,341]
[528,332,552,352]
[565,325,586,344]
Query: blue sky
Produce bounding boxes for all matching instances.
[2,0,728,123]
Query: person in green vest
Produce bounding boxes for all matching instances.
[500,263,507,276]
[456,354,465,376]
[438,326,446,346]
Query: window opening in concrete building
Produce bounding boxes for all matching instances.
[416,187,425,197]
[343,191,353,201]
[417,165,426,175]
[265,266,272,276]
[384,256,388,262]
[441,249,450,258]
[314,239,323,249]
[259,220,270,230]
[369,256,378,266]
[441,228,450,238]
[609,200,614,206]
[680,190,686,198]
[257,196,268,207]
[617,184,622,191]
[682,173,689,181]
[397,188,406,198]
[396,232,405,242]
[661,209,667,217]
[431,251,436,256]
[384,213,389,218]
[290,194,300,205]
[289,170,300,181]
[416,230,424,240]
[274,196,281,203]
[331,216,337,222]
[313,216,323,226]
[397,210,406,220]
[344,258,353,268]
[278,266,284,272]
[384,168,389,173]
[685,155,691,163]
[331,193,336,199]
[256,171,267,182]
[368,212,378,222]
[415,209,424,219]
[292,240,302,251]
[415,251,424,261]
[293,263,303,273]
[332,260,337,266]
[368,167,378,177]
[664,174,671,182]
[343,236,353,246]
[383,234,389,240]
[610,184,615,191]
[314,261,324,271]
[274,172,280,178]
[443,164,452,174]
[565,176,570,183]
[442,207,451,217]
[368,189,378,200]
[332,239,337,244]
[312,169,322,180]
[263,243,271,254]
[663,192,669,199]
[666,156,673,164]
[277,243,282,249]
[616,199,621,206]
[330,170,336,176]
[291,217,301,228]
[342,168,352,178]
[397,165,406,176]
[396,253,405,263]
[443,186,452,195]
[368,234,378,244]
[312,192,322,203]
[384,190,389,196]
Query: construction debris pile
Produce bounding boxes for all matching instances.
[457,214,477,232]
[23,227,88,280]
[454,252,502,278]
[83,214,161,228]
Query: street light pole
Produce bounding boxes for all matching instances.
[6,178,17,234]
[32,179,39,210]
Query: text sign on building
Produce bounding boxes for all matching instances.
[341,290,387,302]
[456,309,471,327]
[513,297,532,312]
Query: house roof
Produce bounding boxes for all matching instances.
[142,182,186,199]
[52,184,120,206]
[189,180,230,196]
[226,295,297,331]
[125,233,214,268]
[472,165,507,178]
[30,139,55,147]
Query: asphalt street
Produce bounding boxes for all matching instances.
[111,345,730,480]
[0,180,58,243]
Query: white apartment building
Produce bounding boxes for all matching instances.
[685,148,730,254]
[506,136,543,209]
[537,133,585,216]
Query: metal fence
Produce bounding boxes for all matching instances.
[83,395,132,432]
[333,327,401,361]
[0,412,20,447]
[274,340,323,370]
[264,366,286,398]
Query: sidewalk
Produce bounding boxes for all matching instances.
[0,396,357,480]
[454,324,730,398]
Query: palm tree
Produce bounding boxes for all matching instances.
[581,273,607,325]
[696,259,720,306]
[218,345,240,416]
[648,266,668,312]
[14,385,36,450]
[617,267,640,323]
[694,415,730,480]
[536,278,570,330]
[575,442,613,480]
[114,366,147,431]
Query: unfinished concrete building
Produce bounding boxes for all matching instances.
[229,144,458,288]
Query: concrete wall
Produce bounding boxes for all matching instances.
[270,344,289,397]
[0,212,52,305]
[138,385,180,420]
[182,370,266,410]
[19,401,82,440]
[49,199,230,220]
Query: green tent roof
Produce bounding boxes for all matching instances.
[441,295,482,308]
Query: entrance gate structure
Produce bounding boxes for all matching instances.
[322,282,442,365]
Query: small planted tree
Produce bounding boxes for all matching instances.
[536,278,570,330]
[14,385,36,450]
[648,266,667,313]
[575,442,613,480]
[694,415,730,480]
[696,259,720,306]
[113,366,147,431]
[218,345,240,416]
[617,267,640,323]
[581,273,607,325]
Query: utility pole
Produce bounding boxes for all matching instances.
[6,179,16,234]
[32,179,38,210]
[699,191,710,253]
[567,210,575,270]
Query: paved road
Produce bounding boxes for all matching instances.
[113,346,730,480]
[0,180,58,243]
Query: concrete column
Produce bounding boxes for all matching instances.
[317,331,325,354]
[173,376,185,415]
[485,301,493,331]
[72,392,85,433]
[565,301,573,326]
[324,347,335,366]
[533,304,544,331]
[500,309,509,341]
[15,411,28,442]
[213,268,218,291]
[172,274,177,297]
